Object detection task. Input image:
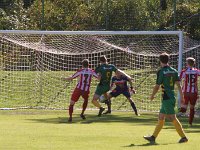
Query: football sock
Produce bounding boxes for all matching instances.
[153,120,165,138]
[69,105,74,118]
[130,101,137,114]
[81,100,88,115]
[189,108,195,125]
[105,99,111,111]
[172,119,186,138]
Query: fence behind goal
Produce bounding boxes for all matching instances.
[0,30,199,112]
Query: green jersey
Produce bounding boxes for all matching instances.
[156,66,180,100]
[95,64,117,85]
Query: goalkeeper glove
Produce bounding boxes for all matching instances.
[130,86,136,94]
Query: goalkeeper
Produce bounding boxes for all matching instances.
[92,55,131,116]
[103,73,139,116]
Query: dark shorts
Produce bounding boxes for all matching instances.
[160,99,176,114]
[95,84,110,96]
[110,88,130,98]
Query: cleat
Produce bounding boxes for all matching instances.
[98,107,105,117]
[103,110,111,114]
[80,114,86,120]
[136,113,140,116]
[143,135,155,143]
[68,117,72,123]
[179,137,188,143]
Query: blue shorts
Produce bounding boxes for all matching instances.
[110,88,131,98]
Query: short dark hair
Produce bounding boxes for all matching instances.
[99,55,107,63]
[82,59,89,67]
[186,57,195,66]
[159,52,169,64]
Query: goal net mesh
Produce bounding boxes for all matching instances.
[0,31,199,112]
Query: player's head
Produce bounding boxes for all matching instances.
[99,55,107,64]
[82,59,89,68]
[186,57,195,67]
[159,52,169,66]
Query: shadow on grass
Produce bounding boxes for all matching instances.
[122,142,177,147]
[26,113,158,125]
[163,117,200,134]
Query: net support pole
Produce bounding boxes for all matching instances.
[177,31,184,109]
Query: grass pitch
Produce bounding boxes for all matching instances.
[0,110,199,150]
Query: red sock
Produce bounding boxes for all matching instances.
[69,105,74,118]
[82,100,88,115]
[189,108,195,125]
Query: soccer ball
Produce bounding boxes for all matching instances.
[99,95,106,103]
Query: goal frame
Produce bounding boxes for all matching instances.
[0,30,184,109]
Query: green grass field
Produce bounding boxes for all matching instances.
[0,110,199,150]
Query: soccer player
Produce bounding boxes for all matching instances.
[179,57,200,126]
[92,55,131,116]
[63,59,100,122]
[103,73,139,115]
[143,53,188,143]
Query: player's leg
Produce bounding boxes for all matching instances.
[126,97,139,116]
[104,93,113,114]
[122,90,139,115]
[164,100,188,143]
[92,84,109,116]
[104,89,121,114]
[179,92,189,114]
[80,91,90,120]
[68,88,81,122]
[92,93,106,117]
[68,100,75,122]
[188,93,198,126]
[167,114,188,143]
[144,113,165,143]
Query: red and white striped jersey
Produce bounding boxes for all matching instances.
[180,67,200,93]
[71,68,98,92]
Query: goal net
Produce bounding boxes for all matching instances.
[0,30,199,112]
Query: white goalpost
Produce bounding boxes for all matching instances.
[0,30,198,112]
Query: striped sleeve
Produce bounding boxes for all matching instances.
[71,70,81,79]
[92,70,98,78]
[180,70,185,80]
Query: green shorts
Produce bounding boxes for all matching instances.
[160,99,176,115]
[95,84,110,96]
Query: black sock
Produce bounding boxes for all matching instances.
[130,101,137,114]
[105,99,111,111]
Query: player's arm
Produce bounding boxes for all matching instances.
[116,69,131,80]
[150,70,162,100]
[62,71,80,81]
[92,69,101,81]
[150,84,160,100]
[179,70,185,80]
[110,64,131,80]
[62,76,73,81]
[110,78,115,91]
[96,73,102,81]
[127,77,135,94]
[175,81,184,104]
